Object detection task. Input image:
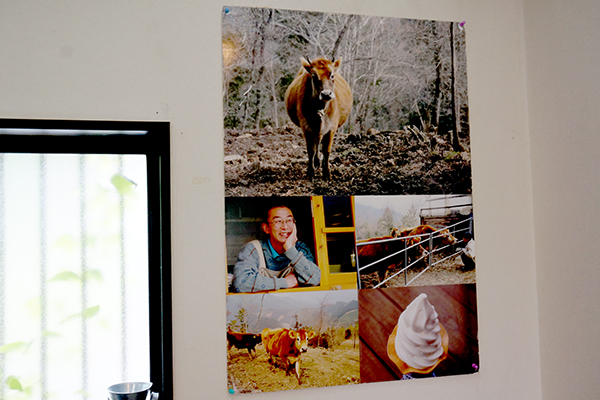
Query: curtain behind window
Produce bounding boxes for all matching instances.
[0,153,150,400]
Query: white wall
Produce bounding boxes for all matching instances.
[0,0,543,398]
[524,0,600,399]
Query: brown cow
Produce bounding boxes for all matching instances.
[285,56,353,180]
[407,225,457,253]
[391,227,414,238]
[262,327,315,384]
[357,234,423,286]
[308,332,331,349]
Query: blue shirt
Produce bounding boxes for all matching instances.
[233,239,321,292]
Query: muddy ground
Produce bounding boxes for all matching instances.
[359,250,476,289]
[224,125,472,197]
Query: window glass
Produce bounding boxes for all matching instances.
[326,232,357,274]
[323,197,353,228]
[0,153,150,399]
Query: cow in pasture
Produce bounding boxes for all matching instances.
[357,234,423,286]
[262,327,315,384]
[285,56,353,180]
[406,225,457,254]
[308,332,331,349]
[391,227,414,238]
[227,330,262,359]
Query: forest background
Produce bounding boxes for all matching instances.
[354,201,422,241]
[222,6,469,143]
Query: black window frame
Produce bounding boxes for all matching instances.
[0,118,173,399]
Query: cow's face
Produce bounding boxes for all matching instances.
[289,329,314,353]
[439,229,457,245]
[302,57,341,103]
[253,334,262,345]
[407,236,422,248]
[407,237,427,257]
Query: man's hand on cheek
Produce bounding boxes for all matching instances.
[283,224,298,252]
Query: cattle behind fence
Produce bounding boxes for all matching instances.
[356,218,473,288]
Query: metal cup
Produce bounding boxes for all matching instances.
[107,382,158,400]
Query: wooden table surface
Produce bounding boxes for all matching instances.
[359,284,479,383]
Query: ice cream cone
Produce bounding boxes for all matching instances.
[387,322,449,375]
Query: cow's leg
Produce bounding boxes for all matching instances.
[321,130,335,180]
[303,130,318,180]
[294,360,302,384]
[280,357,292,376]
[378,269,386,283]
[377,268,388,287]
[312,133,322,172]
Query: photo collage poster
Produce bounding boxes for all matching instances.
[223,6,477,394]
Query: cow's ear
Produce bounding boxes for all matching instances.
[301,57,312,73]
[333,57,342,71]
[308,331,316,339]
[288,330,297,339]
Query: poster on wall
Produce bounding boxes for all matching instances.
[223,6,478,394]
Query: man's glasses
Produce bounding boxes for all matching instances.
[269,218,295,228]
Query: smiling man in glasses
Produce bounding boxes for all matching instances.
[232,205,321,293]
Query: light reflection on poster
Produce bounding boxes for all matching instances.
[223,6,477,394]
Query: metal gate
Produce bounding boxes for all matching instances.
[356,217,473,288]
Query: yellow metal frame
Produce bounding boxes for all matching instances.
[277,196,357,293]
[228,196,358,295]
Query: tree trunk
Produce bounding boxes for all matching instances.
[450,22,462,151]
[432,21,442,132]
[331,15,354,60]
[249,9,272,129]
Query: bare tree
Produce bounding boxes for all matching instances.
[222,7,470,149]
[449,21,462,150]
[401,200,425,228]
[375,206,395,237]
[315,293,332,347]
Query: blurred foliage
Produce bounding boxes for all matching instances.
[0,154,146,399]
[110,173,137,197]
[0,342,29,354]
[6,376,23,392]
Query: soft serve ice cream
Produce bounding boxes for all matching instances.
[394,293,444,371]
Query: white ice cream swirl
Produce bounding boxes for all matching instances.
[395,293,443,370]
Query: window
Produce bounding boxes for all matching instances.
[0,119,172,400]
[312,196,357,288]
